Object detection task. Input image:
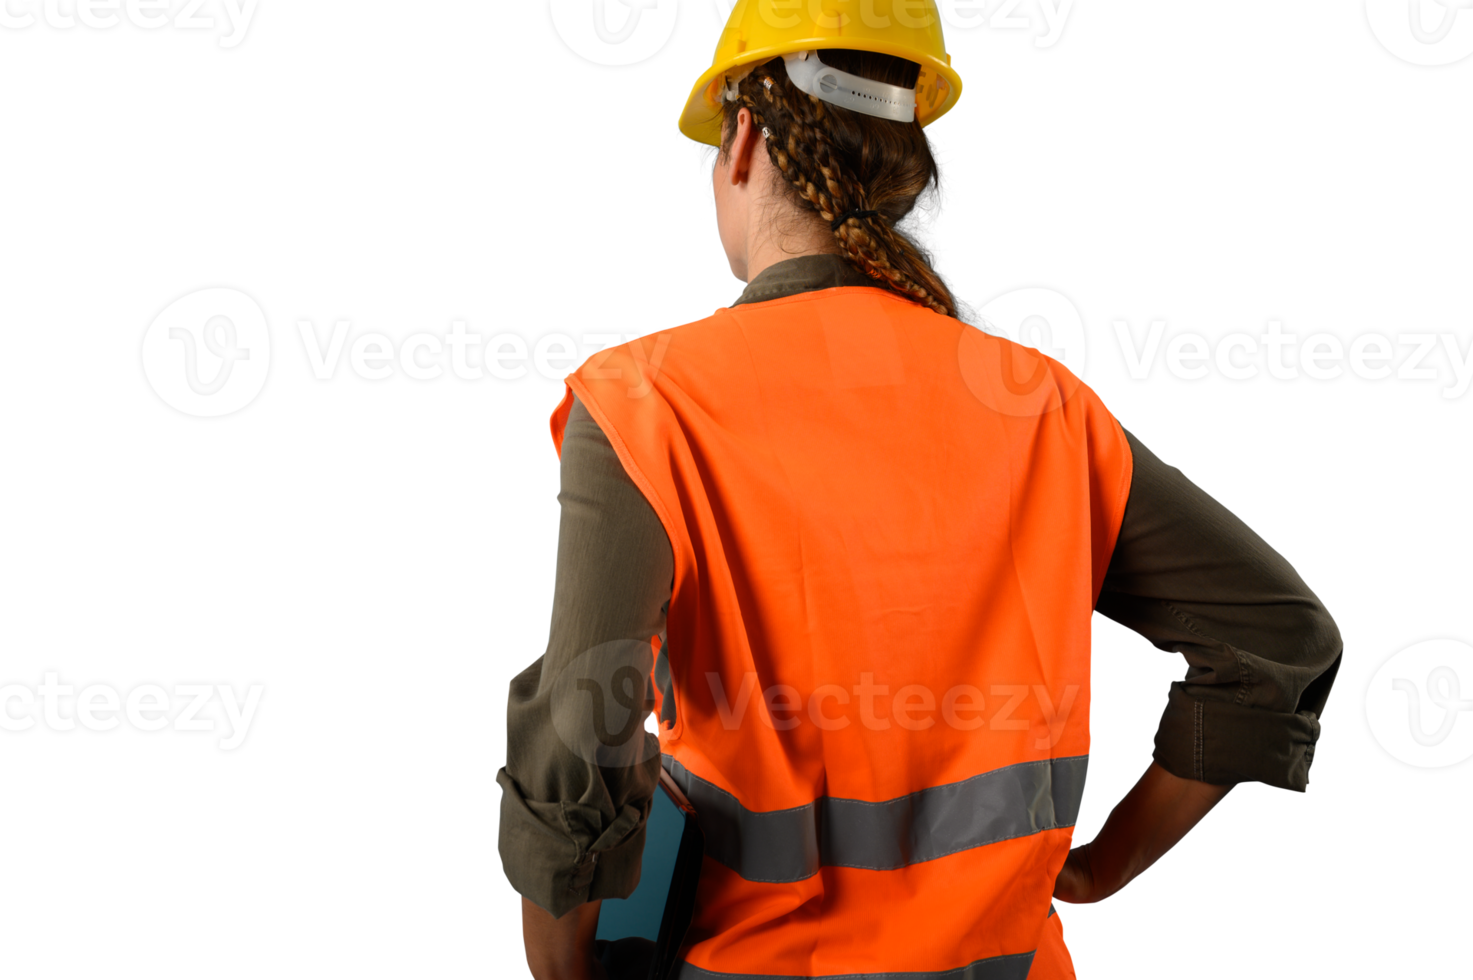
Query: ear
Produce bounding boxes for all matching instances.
[727,107,761,188]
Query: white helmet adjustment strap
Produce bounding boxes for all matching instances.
[782,51,916,124]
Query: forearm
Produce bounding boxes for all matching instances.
[522,897,606,980]
[1055,762,1231,903]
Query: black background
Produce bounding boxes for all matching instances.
[5,1,1467,972]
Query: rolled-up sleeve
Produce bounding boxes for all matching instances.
[1095,431,1343,791]
[497,396,675,917]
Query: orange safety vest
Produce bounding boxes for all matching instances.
[552,286,1133,980]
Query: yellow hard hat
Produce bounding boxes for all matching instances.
[679,0,963,147]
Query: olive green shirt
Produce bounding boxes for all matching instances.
[497,255,1343,917]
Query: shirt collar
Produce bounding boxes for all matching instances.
[731,254,880,307]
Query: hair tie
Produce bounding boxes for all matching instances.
[831,209,881,231]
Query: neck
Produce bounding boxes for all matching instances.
[740,210,839,284]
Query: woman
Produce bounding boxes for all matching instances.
[499,4,1342,978]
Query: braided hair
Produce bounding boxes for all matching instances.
[720,50,958,318]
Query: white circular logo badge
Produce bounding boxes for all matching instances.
[548,639,662,768]
[959,287,1089,418]
[142,288,271,418]
[1366,638,1473,768]
[1366,0,1473,66]
[550,0,679,66]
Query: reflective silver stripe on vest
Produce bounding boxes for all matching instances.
[664,754,1088,884]
[677,951,1037,980]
